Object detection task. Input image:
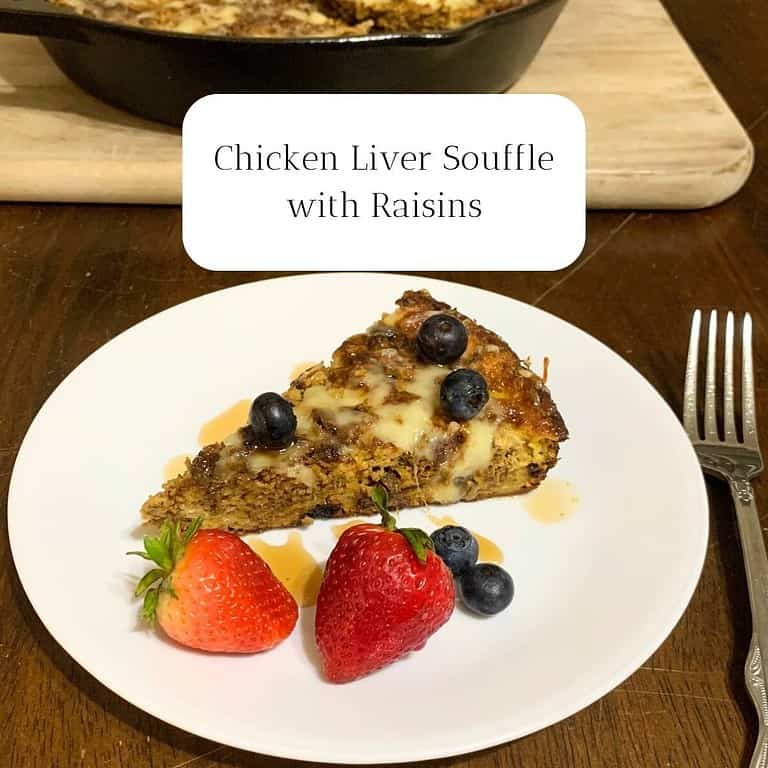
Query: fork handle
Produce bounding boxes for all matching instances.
[731,479,768,768]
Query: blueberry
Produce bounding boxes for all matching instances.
[248,392,297,449]
[440,369,489,421]
[431,526,479,576]
[417,314,468,364]
[459,564,514,616]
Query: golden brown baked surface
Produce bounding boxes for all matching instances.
[326,0,524,33]
[50,0,373,37]
[141,290,567,533]
[50,0,527,36]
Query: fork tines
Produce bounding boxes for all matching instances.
[684,309,758,447]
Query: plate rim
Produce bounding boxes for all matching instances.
[8,272,709,764]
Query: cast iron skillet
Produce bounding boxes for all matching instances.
[0,0,566,125]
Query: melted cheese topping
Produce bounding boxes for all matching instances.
[296,384,365,417]
[225,360,498,498]
[369,366,442,454]
[247,449,284,474]
[452,418,496,478]
[425,417,496,502]
[284,463,316,487]
[428,480,464,504]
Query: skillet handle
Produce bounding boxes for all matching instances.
[0,0,88,41]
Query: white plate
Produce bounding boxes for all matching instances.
[9,274,708,764]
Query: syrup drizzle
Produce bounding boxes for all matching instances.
[248,532,323,607]
[524,478,578,524]
[163,454,191,481]
[198,399,250,446]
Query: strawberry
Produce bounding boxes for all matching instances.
[129,519,298,653]
[315,488,455,683]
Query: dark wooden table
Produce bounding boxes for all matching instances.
[1,1,767,765]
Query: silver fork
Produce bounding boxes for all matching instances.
[684,309,765,768]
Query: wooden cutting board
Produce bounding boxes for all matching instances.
[0,0,753,208]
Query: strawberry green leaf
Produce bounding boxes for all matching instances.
[129,522,189,625]
[126,550,153,560]
[371,486,397,531]
[371,485,388,513]
[167,521,180,563]
[141,588,160,625]
[134,568,166,598]
[143,536,172,571]
[399,528,435,564]
[182,517,203,544]
[159,522,173,551]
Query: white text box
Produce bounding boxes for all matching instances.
[182,94,585,271]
